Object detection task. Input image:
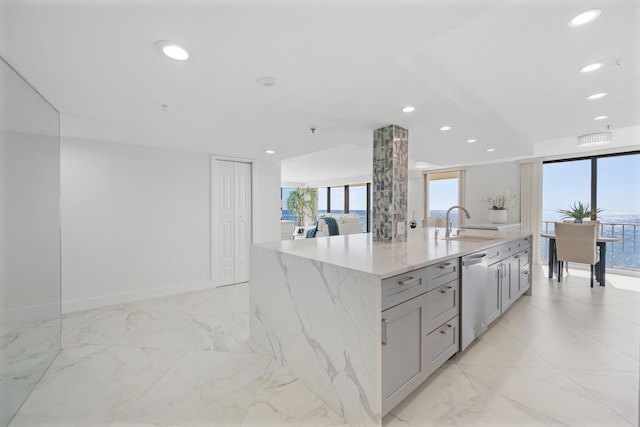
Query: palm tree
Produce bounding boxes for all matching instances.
[286,187,317,226]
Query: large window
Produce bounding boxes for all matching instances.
[542,151,640,270]
[349,184,368,232]
[317,187,328,215]
[426,171,461,228]
[330,187,345,214]
[313,182,371,232]
[281,187,296,222]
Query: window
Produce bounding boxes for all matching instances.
[317,187,328,216]
[349,184,368,232]
[542,151,640,270]
[426,171,462,228]
[312,183,372,232]
[281,187,296,222]
[330,187,345,214]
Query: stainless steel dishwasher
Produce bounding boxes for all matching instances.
[461,251,489,351]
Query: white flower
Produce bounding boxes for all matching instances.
[482,190,515,210]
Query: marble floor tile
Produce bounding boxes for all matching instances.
[241,361,348,427]
[120,350,271,426]
[15,345,187,424]
[560,369,639,426]
[10,273,640,427]
[458,365,633,426]
[383,362,502,427]
[454,323,552,368]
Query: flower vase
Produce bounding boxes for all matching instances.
[489,209,508,224]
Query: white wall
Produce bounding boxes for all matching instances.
[61,138,282,312]
[252,160,282,243]
[464,161,521,224]
[407,170,424,222]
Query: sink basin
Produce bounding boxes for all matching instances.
[442,235,497,243]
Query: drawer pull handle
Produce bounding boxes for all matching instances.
[382,319,388,345]
[398,277,420,286]
[523,270,530,275]
[514,255,520,259]
[439,324,454,334]
[440,286,455,294]
[438,263,452,269]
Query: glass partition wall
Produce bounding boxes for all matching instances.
[0,56,61,426]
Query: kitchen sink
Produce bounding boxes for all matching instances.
[442,235,497,243]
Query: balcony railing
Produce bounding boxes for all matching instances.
[542,221,639,271]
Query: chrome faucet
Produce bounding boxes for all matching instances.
[445,205,471,238]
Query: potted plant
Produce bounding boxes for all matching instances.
[482,190,515,223]
[557,201,602,223]
[286,187,317,227]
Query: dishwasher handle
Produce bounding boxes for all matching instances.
[462,253,487,267]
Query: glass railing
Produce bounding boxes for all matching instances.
[542,221,639,271]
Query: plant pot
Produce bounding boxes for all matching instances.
[489,209,508,224]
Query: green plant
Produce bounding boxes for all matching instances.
[557,201,603,222]
[286,187,317,226]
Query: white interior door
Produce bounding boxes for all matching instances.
[214,159,251,286]
[234,162,251,283]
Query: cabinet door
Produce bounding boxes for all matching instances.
[486,264,502,325]
[381,294,428,416]
[502,256,520,311]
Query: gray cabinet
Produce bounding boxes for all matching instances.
[381,259,460,416]
[381,293,428,414]
[486,237,531,326]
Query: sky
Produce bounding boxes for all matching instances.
[542,153,640,215]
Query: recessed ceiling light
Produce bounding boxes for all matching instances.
[568,9,601,27]
[487,148,495,152]
[593,115,609,120]
[154,40,190,61]
[440,126,451,131]
[587,92,607,100]
[467,139,477,143]
[264,149,275,154]
[256,76,276,87]
[580,63,604,73]
[402,106,415,113]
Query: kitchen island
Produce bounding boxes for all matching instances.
[250,228,531,426]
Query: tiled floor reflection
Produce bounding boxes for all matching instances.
[10,267,640,426]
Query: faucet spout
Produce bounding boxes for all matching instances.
[445,205,471,238]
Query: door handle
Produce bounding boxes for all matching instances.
[381,319,388,345]
[439,324,454,334]
[398,277,420,286]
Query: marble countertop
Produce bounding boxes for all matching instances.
[255,227,529,279]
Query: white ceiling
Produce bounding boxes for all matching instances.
[1,0,639,178]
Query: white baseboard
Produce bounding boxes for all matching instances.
[62,280,222,314]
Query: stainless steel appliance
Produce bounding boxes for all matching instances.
[461,251,489,351]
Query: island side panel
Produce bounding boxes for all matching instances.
[250,244,382,427]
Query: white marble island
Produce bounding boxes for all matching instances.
[250,228,530,426]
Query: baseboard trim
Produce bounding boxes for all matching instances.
[62,280,221,314]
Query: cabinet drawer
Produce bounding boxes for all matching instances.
[424,280,459,334]
[382,268,429,311]
[424,315,459,376]
[425,259,459,291]
[486,244,502,261]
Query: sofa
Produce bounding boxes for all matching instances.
[310,213,363,237]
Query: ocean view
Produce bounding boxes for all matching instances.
[282,209,639,270]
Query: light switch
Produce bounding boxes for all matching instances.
[397,221,405,234]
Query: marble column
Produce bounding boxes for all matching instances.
[372,124,408,243]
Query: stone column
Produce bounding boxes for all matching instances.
[372,124,408,242]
